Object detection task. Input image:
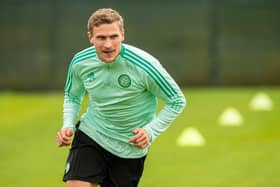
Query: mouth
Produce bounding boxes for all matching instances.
[100,49,117,62]
[102,49,115,55]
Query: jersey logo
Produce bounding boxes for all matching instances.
[118,74,131,88]
[85,72,95,82]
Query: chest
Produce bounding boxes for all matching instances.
[79,61,146,100]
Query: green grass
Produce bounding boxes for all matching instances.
[0,87,279,187]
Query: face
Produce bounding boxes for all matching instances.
[88,22,124,63]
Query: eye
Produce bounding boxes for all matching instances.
[110,35,119,39]
[96,36,106,40]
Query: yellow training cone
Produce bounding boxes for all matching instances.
[176,127,205,147]
[249,92,273,111]
[218,107,243,126]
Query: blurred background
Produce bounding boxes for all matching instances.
[1,0,279,90]
[1,0,280,187]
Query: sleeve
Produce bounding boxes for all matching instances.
[62,61,86,130]
[143,60,186,142]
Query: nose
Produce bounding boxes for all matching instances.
[104,39,112,48]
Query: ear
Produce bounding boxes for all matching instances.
[121,30,125,42]
[87,32,94,44]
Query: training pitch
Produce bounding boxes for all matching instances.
[0,87,279,187]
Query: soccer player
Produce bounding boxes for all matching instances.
[56,8,186,187]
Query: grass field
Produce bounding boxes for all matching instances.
[0,87,279,187]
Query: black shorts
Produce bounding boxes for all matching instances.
[63,129,146,187]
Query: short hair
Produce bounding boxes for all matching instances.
[87,8,124,34]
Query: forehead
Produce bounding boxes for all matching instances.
[92,22,122,36]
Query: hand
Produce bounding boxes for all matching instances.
[56,128,74,147]
[129,128,150,149]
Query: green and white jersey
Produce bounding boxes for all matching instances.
[63,43,186,158]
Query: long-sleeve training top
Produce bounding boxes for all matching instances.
[62,43,186,158]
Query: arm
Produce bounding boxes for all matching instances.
[129,59,186,148]
[56,61,86,147]
[143,60,186,143]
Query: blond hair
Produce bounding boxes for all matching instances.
[87,8,124,34]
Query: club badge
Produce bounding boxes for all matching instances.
[118,74,131,88]
[65,162,70,174]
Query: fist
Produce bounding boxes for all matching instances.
[56,128,74,147]
[129,128,150,149]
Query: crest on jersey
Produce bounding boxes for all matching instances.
[118,74,131,88]
[85,72,95,82]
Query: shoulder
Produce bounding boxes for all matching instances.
[122,43,160,65]
[68,46,97,71]
[71,46,96,64]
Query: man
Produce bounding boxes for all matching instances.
[56,8,186,187]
